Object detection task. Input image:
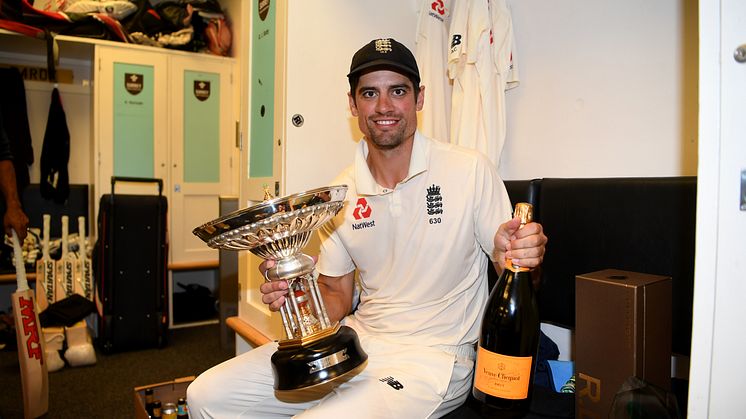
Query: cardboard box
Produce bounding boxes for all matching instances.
[575,269,671,419]
[134,376,195,419]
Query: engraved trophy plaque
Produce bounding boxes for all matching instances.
[193,185,367,400]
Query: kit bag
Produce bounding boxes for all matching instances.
[0,0,129,42]
[94,176,168,354]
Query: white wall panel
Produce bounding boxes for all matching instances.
[500,0,698,179]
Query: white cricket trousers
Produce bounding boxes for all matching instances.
[187,331,475,418]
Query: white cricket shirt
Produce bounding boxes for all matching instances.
[415,0,452,142]
[316,132,512,348]
[448,0,520,168]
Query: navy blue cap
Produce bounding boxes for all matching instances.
[347,38,420,84]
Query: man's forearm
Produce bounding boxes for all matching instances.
[0,160,21,208]
[317,272,355,324]
[1,160,29,240]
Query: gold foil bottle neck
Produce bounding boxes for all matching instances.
[514,202,533,226]
[508,202,534,271]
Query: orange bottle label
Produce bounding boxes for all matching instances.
[474,346,532,399]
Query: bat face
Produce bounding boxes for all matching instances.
[56,215,74,301]
[13,289,49,418]
[13,292,44,364]
[35,262,46,312]
[12,228,49,418]
[81,259,93,300]
[55,260,67,302]
[63,258,75,298]
[55,254,78,302]
[74,248,93,300]
[75,216,93,301]
[35,260,56,312]
[37,214,56,311]
[43,261,56,303]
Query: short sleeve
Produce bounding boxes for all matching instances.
[316,209,356,278]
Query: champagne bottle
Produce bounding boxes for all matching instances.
[473,202,540,416]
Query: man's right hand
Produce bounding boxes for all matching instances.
[258,259,289,312]
[3,203,29,242]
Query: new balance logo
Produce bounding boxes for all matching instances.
[380,376,404,390]
[450,34,462,52]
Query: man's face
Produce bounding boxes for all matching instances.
[348,70,424,150]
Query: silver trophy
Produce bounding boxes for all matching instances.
[193,185,367,400]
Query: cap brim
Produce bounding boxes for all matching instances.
[347,59,420,81]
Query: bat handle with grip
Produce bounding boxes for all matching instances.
[11,229,29,292]
[61,215,69,259]
[78,216,86,256]
[42,214,51,259]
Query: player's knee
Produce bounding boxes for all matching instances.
[187,372,219,417]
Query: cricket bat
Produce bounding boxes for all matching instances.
[11,229,49,418]
[35,214,56,312]
[55,215,76,301]
[74,216,93,301]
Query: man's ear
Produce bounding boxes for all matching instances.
[416,85,425,112]
[348,92,359,117]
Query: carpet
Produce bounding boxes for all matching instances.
[0,323,234,419]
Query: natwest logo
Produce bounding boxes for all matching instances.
[431,0,445,15]
[352,198,372,220]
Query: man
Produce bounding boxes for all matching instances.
[0,108,29,241]
[188,38,547,418]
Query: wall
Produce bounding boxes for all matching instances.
[282,0,419,194]
[500,0,699,180]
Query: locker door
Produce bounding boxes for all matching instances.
[169,55,234,264]
[94,46,169,217]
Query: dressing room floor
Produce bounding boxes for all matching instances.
[0,323,233,419]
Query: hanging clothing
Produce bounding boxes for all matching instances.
[486,0,519,164]
[490,0,519,90]
[448,0,491,162]
[415,0,453,142]
[40,88,70,204]
[448,0,519,168]
[0,67,34,193]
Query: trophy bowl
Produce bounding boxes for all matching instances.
[193,185,368,400]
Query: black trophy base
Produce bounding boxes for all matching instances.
[271,325,368,402]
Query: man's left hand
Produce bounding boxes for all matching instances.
[494,216,547,273]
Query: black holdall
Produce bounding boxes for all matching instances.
[94,177,169,354]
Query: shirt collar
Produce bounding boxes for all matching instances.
[354,131,430,196]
